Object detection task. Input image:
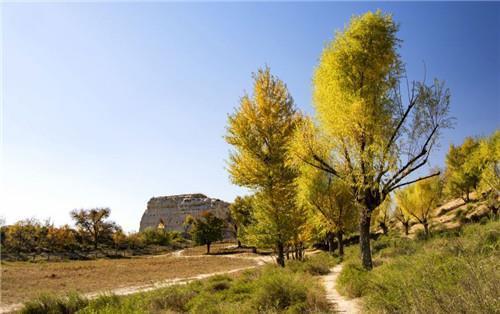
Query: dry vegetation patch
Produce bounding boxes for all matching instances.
[1,254,256,305]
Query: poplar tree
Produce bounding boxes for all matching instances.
[294,11,452,269]
[225,67,300,267]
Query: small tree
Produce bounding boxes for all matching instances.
[374,197,392,236]
[70,208,118,250]
[228,195,254,248]
[445,137,481,202]
[295,160,358,257]
[396,175,443,237]
[188,212,225,254]
[393,206,412,236]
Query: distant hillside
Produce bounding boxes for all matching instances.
[388,191,497,236]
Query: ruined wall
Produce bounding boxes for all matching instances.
[139,193,230,233]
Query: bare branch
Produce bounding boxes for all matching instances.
[388,171,440,192]
[383,124,439,192]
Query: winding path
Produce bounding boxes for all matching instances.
[322,264,361,313]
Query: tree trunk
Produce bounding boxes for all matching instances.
[380,223,388,235]
[359,209,373,270]
[206,242,211,254]
[337,230,344,257]
[277,242,285,267]
[423,222,430,238]
[327,232,335,254]
[403,222,410,236]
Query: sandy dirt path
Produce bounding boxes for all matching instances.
[322,264,361,313]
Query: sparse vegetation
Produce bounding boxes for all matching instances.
[2,253,256,305]
[19,257,335,314]
[336,220,500,313]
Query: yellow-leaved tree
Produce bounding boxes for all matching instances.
[395,174,443,237]
[292,11,452,269]
[294,121,358,256]
[225,67,302,267]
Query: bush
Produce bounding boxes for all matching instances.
[141,228,171,246]
[21,292,88,314]
[373,235,419,259]
[149,284,200,312]
[251,267,329,313]
[287,252,337,276]
[336,261,371,298]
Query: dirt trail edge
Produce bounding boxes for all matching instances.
[322,264,361,313]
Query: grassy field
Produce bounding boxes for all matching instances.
[1,252,257,305]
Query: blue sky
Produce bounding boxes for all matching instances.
[2,2,499,231]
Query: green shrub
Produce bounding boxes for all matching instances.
[287,252,337,275]
[149,284,199,313]
[21,292,88,314]
[141,228,171,246]
[207,275,233,292]
[336,261,371,298]
[251,266,329,313]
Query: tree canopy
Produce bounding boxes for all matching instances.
[225,67,303,266]
[292,10,452,269]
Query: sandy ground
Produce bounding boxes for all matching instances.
[322,264,361,313]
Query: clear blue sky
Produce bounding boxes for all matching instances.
[2,2,499,231]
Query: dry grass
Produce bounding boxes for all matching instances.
[1,253,256,305]
[182,242,272,256]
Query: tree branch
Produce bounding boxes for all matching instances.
[388,172,440,192]
[383,124,439,193]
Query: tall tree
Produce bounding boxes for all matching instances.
[294,11,452,269]
[70,208,118,250]
[187,211,225,254]
[396,175,443,237]
[225,67,301,267]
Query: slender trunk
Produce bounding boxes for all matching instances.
[206,242,211,254]
[403,222,410,236]
[276,242,285,267]
[337,230,344,257]
[359,209,373,270]
[423,222,430,238]
[235,225,241,248]
[327,232,335,254]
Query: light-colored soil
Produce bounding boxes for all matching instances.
[322,264,361,313]
[1,251,256,306]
